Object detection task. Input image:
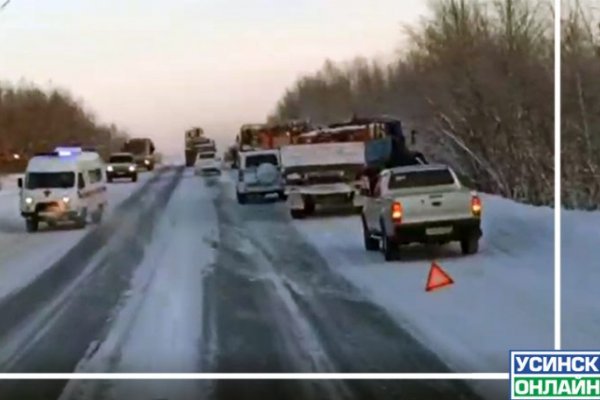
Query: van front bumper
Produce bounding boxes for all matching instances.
[21,210,80,222]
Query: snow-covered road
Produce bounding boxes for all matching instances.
[0,167,551,400]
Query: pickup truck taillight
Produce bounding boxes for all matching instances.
[391,201,403,223]
[471,195,482,217]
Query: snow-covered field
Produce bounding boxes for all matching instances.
[0,171,156,302]
[293,194,554,373]
[562,209,600,349]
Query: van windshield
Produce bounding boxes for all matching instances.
[26,172,76,189]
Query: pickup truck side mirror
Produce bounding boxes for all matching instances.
[17,178,23,188]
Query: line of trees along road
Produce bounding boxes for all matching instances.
[271,0,554,207]
[0,82,129,172]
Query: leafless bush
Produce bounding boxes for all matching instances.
[271,0,554,206]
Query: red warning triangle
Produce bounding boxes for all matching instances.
[425,261,454,292]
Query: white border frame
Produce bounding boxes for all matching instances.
[554,0,562,351]
[0,0,562,383]
[0,373,509,380]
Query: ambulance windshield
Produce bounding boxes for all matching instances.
[26,172,76,189]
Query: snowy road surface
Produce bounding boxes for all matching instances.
[0,167,551,400]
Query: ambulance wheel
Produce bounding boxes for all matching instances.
[25,218,39,233]
[76,209,88,229]
[91,206,104,224]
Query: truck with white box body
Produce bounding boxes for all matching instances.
[280,141,367,219]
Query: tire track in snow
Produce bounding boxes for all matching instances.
[201,176,482,400]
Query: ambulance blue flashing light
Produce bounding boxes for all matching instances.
[54,147,83,157]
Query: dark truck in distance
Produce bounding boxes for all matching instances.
[121,138,156,171]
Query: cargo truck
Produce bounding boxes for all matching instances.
[121,138,156,171]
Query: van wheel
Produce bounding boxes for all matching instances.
[362,215,379,251]
[76,208,88,229]
[107,177,113,183]
[25,218,39,233]
[91,206,104,224]
[461,234,479,255]
[132,174,138,182]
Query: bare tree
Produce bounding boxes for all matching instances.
[271,0,554,206]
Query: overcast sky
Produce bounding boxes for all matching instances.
[0,0,428,156]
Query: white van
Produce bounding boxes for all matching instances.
[18,147,108,232]
[194,151,221,175]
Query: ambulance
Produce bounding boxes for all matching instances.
[18,147,108,232]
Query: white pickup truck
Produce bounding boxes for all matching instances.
[361,164,482,261]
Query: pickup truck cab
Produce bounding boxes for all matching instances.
[361,164,482,261]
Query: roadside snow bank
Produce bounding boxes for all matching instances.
[562,209,600,349]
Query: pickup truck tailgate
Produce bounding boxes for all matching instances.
[395,188,473,224]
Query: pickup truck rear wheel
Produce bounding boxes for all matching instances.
[236,192,247,205]
[362,215,379,251]
[460,234,479,255]
[380,221,400,261]
[304,201,315,215]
